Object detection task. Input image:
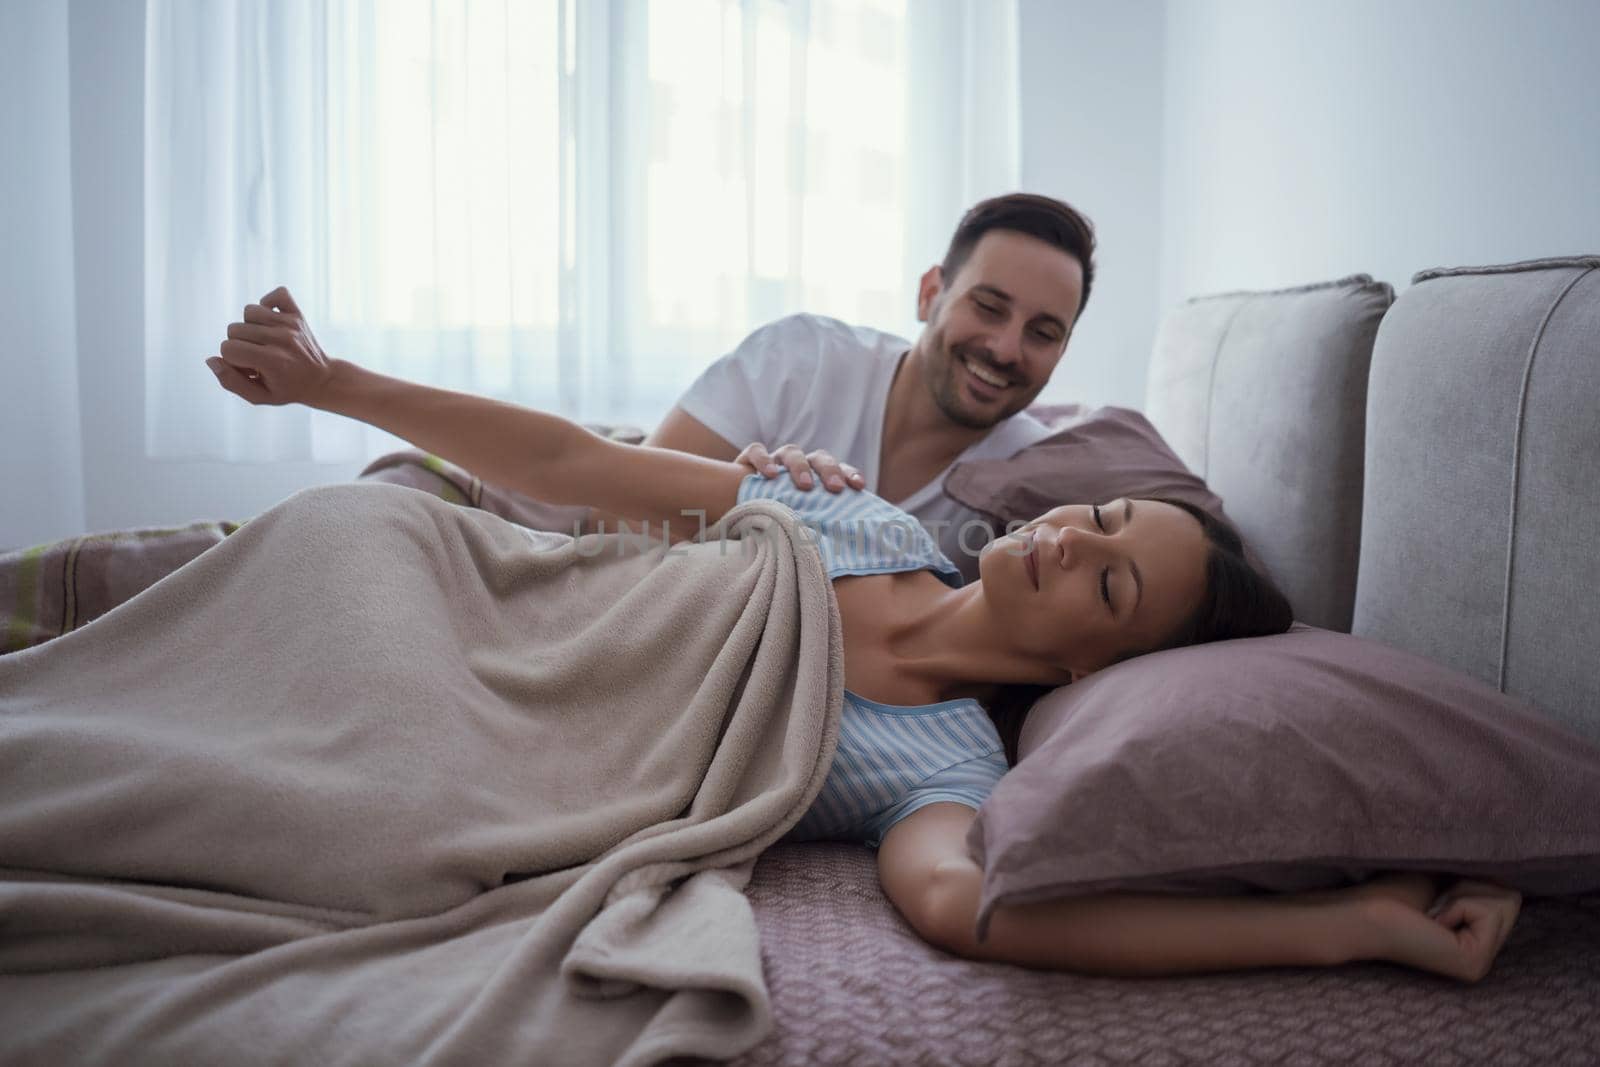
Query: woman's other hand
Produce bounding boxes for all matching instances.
[206,287,338,408]
[1356,872,1523,983]
[735,442,865,492]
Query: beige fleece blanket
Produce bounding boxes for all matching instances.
[0,482,842,1066]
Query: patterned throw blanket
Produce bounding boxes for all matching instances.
[0,519,240,654]
[1,480,841,1066]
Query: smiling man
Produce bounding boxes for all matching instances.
[643,193,1096,581]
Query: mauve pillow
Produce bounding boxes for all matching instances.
[947,405,1231,529]
[965,623,1600,939]
[947,404,1275,584]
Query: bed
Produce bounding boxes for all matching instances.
[738,843,1600,1065]
[4,256,1599,1064]
[732,255,1600,1065]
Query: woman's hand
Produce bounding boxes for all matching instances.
[735,442,865,492]
[206,286,339,408]
[1355,872,1523,983]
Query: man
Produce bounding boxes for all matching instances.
[632,191,1095,581]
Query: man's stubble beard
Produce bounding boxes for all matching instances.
[926,332,1041,430]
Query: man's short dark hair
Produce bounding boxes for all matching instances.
[940,193,1097,323]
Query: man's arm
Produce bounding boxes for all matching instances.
[642,406,741,457]
[877,804,1517,982]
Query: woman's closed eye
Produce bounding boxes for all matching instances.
[1092,505,1115,614]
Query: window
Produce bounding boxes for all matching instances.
[144,0,1016,461]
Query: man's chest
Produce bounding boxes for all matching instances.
[873,438,963,507]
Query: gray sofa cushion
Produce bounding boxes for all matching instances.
[1354,255,1600,743]
[1144,275,1394,630]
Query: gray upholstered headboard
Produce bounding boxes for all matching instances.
[1144,275,1394,632]
[1353,256,1600,742]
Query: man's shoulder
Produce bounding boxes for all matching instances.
[743,312,910,358]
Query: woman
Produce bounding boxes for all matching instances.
[205,287,1522,985]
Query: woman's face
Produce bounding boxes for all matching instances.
[978,499,1210,679]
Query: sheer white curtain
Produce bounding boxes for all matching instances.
[144,0,1020,463]
[6,0,87,547]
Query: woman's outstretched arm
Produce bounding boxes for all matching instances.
[207,288,745,536]
[877,803,1522,983]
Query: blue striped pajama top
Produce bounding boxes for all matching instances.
[737,473,1009,849]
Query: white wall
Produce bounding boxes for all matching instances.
[1159,0,1600,316]
[1018,0,1166,411]
[1,1,86,547]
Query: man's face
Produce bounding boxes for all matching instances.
[917,229,1085,429]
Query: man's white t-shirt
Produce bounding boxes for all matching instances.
[676,313,1054,582]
